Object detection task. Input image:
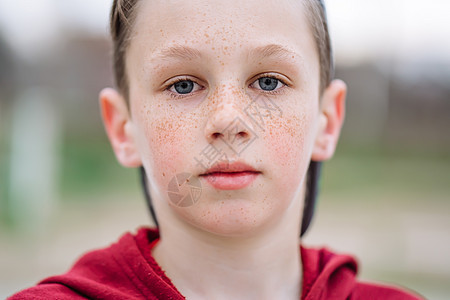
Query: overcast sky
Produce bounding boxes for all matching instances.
[0,0,449,63]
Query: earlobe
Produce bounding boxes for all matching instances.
[311,79,347,161]
[99,88,142,167]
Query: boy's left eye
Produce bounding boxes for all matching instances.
[251,76,284,92]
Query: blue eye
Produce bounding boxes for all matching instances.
[173,80,194,94]
[258,77,279,91]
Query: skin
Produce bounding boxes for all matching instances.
[100,0,346,299]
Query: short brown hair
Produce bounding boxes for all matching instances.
[110,0,333,99]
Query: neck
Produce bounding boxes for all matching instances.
[152,211,302,300]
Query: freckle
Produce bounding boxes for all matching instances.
[163,172,165,177]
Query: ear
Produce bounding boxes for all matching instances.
[99,88,142,167]
[311,79,347,161]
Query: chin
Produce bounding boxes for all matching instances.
[172,196,284,238]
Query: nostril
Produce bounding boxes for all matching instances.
[239,131,249,138]
[212,132,222,139]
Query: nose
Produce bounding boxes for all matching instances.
[204,88,257,153]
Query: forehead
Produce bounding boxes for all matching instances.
[128,0,317,61]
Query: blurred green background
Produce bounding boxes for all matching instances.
[1,0,449,299]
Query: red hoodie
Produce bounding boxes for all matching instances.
[9,228,423,299]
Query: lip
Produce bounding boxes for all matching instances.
[200,161,261,190]
[202,161,258,174]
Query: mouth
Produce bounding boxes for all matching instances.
[200,162,261,190]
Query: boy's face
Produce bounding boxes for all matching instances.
[101,0,345,236]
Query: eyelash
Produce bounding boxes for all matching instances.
[164,73,289,99]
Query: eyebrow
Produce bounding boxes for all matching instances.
[154,43,300,62]
[155,45,202,61]
[248,44,300,61]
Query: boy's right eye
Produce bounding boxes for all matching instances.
[168,79,202,95]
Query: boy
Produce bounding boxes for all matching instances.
[10,0,422,299]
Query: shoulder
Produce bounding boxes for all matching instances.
[352,281,425,300]
[8,227,177,300]
[8,284,88,300]
[300,245,424,300]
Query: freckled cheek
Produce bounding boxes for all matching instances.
[263,113,314,187]
[139,115,192,186]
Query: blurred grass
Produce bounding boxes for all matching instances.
[59,137,138,200]
[321,143,450,204]
[0,132,11,224]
